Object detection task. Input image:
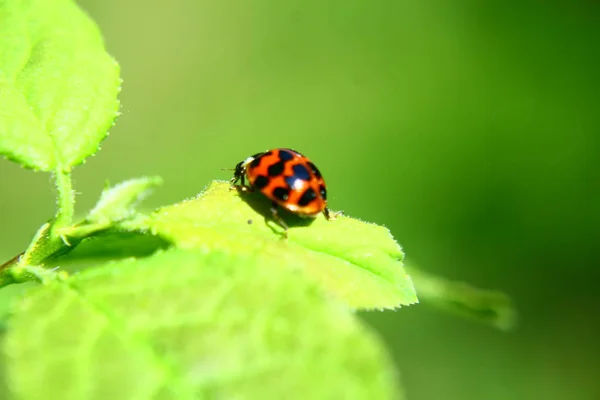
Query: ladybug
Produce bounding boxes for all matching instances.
[230,148,339,236]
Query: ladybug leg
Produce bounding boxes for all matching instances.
[229,166,243,186]
[270,201,289,238]
[235,182,255,193]
[230,173,254,192]
[229,176,240,190]
[323,207,343,221]
[230,161,252,191]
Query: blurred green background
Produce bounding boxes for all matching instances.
[1,1,599,399]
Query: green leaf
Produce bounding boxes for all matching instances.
[86,176,163,224]
[131,181,417,310]
[0,0,120,171]
[407,265,517,331]
[4,249,401,399]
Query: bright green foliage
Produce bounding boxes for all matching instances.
[4,249,401,400]
[0,0,519,398]
[87,177,163,224]
[0,0,120,171]
[133,181,418,310]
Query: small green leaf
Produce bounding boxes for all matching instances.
[87,177,163,224]
[52,177,163,256]
[0,0,120,171]
[407,265,517,331]
[4,249,401,399]
[131,181,417,310]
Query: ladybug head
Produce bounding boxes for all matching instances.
[231,155,255,184]
[233,160,246,180]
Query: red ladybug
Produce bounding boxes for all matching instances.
[231,148,339,236]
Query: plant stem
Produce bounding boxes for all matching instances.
[53,169,75,232]
[0,171,75,281]
[0,252,25,272]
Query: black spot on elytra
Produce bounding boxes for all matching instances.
[249,151,272,169]
[319,184,327,200]
[306,161,322,179]
[292,164,311,181]
[278,149,294,162]
[267,161,285,176]
[254,175,269,189]
[298,187,317,206]
[282,148,302,156]
[273,186,290,201]
[250,157,261,168]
